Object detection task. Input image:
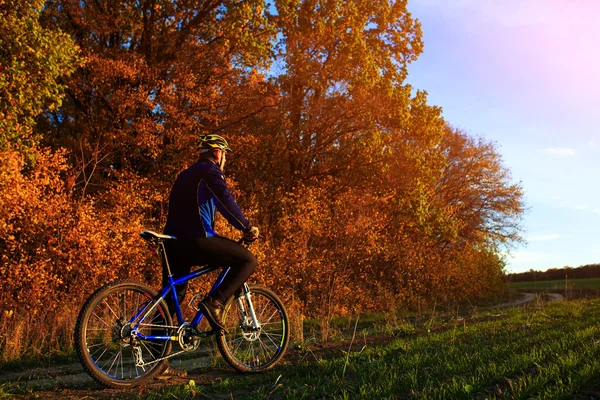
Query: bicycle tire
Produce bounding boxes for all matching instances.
[74,279,173,388]
[216,285,289,372]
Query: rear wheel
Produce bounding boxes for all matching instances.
[75,280,174,388]
[216,285,289,372]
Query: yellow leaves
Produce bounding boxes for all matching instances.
[0,0,81,152]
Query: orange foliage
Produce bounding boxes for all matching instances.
[0,0,525,359]
[0,148,160,358]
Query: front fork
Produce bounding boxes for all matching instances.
[238,283,261,330]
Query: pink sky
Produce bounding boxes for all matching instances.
[428,0,600,113]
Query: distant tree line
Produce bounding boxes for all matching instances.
[506,264,600,282]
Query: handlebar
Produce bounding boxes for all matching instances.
[237,237,258,246]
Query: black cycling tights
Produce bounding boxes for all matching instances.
[163,236,257,314]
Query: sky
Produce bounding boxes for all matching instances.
[404,0,600,273]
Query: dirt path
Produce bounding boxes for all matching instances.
[1,335,396,400]
[0,348,215,398]
[484,292,537,310]
[483,291,564,311]
[546,292,565,302]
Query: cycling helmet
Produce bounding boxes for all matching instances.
[198,134,233,153]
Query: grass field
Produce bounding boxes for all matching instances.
[136,299,600,400]
[2,298,599,399]
[510,277,600,291]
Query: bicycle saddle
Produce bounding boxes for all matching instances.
[140,230,177,242]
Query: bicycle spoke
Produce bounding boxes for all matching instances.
[227,336,244,348]
[131,301,153,325]
[262,309,278,325]
[232,336,246,355]
[260,321,282,326]
[257,299,269,320]
[120,347,125,379]
[228,336,245,346]
[135,293,141,323]
[262,328,283,336]
[91,343,110,359]
[87,342,109,349]
[122,293,127,325]
[134,361,143,376]
[257,337,273,356]
[102,348,121,376]
[140,340,159,360]
[252,342,258,365]
[103,299,121,322]
[111,294,123,321]
[262,332,281,349]
[91,311,112,328]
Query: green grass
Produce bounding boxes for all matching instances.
[0,350,77,372]
[141,299,600,399]
[510,277,600,291]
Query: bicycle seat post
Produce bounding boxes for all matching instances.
[140,231,177,278]
[160,241,174,278]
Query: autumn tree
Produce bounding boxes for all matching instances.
[0,0,80,153]
[434,126,525,249]
[233,0,422,190]
[227,0,450,314]
[374,123,524,305]
[39,0,275,197]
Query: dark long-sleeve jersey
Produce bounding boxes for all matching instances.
[163,160,250,239]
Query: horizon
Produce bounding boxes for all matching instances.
[505,261,600,275]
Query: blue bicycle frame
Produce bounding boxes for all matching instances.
[129,240,231,342]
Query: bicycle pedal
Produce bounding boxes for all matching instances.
[188,292,204,311]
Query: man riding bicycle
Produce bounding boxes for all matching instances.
[74,136,285,382]
[162,134,259,360]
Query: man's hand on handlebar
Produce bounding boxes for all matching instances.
[243,226,259,242]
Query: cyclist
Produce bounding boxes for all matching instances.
[162,133,259,334]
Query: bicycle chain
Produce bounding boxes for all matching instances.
[131,327,211,367]
[132,346,188,367]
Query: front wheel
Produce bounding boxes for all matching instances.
[74,280,174,388]
[217,285,289,372]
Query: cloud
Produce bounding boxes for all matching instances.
[589,140,597,147]
[528,233,560,241]
[536,147,576,157]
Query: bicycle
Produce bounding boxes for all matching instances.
[74,230,289,388]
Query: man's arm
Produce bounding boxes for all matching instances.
[202,165,251,231]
